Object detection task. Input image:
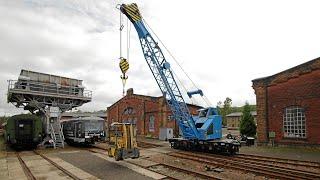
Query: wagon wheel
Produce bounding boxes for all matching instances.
[136,149,140,158]
[107,148,113,157]
[114,149,123,161]
[131,148,140,159]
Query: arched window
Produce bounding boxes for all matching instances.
[123,107,134,115]
[283,106,306,138]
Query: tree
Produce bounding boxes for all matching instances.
[240,102,257,137]
[216,101,222,115]
[231,105,256,113]
[0,116,9,124]
[217,97,232,126]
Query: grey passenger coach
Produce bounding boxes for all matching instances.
[62,116,105,145]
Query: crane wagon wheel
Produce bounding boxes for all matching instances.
[114,149,123,161]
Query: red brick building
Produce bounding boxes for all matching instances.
[107,88,202,138]
[252,57,320,146]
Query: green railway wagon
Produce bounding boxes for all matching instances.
[4,114,43,148]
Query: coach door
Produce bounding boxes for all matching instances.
[16,119,33,143]
[75,122,82,138]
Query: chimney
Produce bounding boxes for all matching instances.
[127,88,134,96]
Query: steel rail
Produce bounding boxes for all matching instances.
[89,147,219,180]
[148,163,222,180]
[170,151,320,180]
[33,150,81,180]
[16,152,36,180]
[191,151,320,174]
[236,153,320,168]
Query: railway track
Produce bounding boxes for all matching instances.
[90,142,320,179]
[89,147,219,180]
[137,141,162,149]
[183,151,320,174]
[16,151,81,180]
[236,153,320,168]
[16,152,36,180]
[169,151,320,180]
[148,163,221,180]
[134,141,320,178]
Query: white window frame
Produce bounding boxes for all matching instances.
[283,106,306,138]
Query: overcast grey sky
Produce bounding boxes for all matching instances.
[1,0,319,116]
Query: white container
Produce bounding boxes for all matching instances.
[159,128,173,141]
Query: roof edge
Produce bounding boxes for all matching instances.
[252,57,320,86]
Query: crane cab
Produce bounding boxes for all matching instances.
[194,107,222,141]
[170,107,240,154]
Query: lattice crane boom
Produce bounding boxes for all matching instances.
[120,3,200,139]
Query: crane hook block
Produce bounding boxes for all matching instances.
[119,57,129,74]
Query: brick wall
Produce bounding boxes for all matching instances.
[267,69,320,145]
[107,93,160,136]
[227,116,240,128]
[253,58,320,146]
[107,89,202,138]
[253,84,269,144]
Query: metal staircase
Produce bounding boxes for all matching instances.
[50,122,65,148]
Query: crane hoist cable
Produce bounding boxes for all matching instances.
[119,9,130,96]
[127,17,131,61]
[143,18,212,107]
[119,9,123,58]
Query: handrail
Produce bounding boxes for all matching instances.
[8,80,92,98]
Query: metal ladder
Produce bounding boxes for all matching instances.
[50,122,65,148]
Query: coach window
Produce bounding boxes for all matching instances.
[283,106,306,138]
[149,115,155,132]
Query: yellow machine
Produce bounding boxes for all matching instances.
[107,122,139,161]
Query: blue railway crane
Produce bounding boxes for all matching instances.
[119,3,240,154]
